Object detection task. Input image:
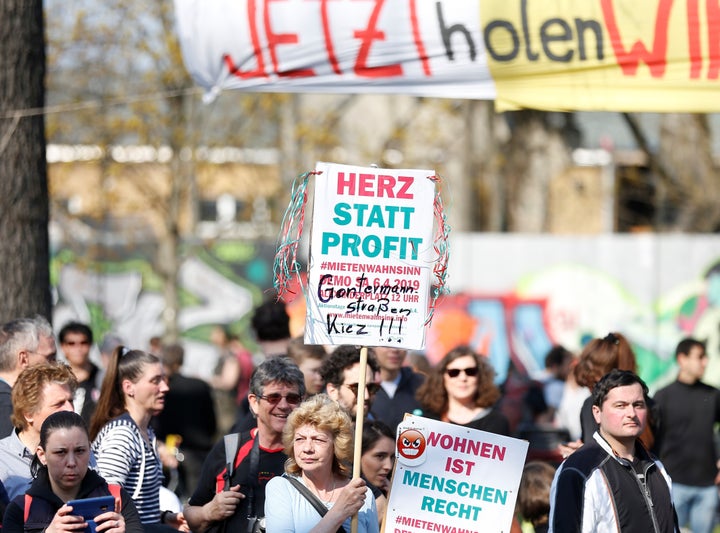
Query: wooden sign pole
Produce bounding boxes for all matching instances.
[351,346,368,533]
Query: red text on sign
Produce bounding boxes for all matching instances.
[336,172,414,199]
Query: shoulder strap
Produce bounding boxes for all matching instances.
[222,432,240,491]
[282,474,327,517]
[245,434,261,516]
[281,474,346,533]
[133,438,146,500]
[215,431,255,494]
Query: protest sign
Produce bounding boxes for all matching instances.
[304,162,437,350]
[386,416,528,533]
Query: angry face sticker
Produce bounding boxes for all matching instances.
[397,428,427,466]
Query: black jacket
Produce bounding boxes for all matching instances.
[549,432,678,533]
[3,468,143,533]
[153,373,217,451]
[369,367,425,432]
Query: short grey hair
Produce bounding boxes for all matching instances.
[32,315,53,340]
[249,356,306,398]
[0,316,53,372]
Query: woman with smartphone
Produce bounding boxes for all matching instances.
[89,347,188,532]
[2,410,142,533]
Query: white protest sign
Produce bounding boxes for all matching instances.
[305,162,436,350]
[386,416,528,533]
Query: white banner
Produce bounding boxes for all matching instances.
[305,162,436,350]
[387,416,528,532]
[173,0,495,100]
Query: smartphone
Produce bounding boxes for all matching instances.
[67,495,116,533]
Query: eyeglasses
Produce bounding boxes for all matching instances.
[258,393,303,406]
[344,382,382,397]
[445,367,479,378]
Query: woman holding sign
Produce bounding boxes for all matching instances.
[264,394,379,532]
[3,411,142,533]
[416,346,510,436]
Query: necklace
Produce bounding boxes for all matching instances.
[314,478,337,505]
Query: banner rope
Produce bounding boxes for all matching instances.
[272,170,318,300]
[426,174,450,326]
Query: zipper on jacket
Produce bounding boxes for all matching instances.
[633,462,660,533]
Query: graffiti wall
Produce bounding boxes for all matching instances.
[51,242,279,380]
[427,233,720,390]
[51,234,720,390]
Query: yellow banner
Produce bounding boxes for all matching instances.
[486,0,720,111]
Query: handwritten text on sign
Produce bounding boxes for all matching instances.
[306,162,435,349]
[387,416,528,533]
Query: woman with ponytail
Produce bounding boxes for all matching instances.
[90,347,187,532]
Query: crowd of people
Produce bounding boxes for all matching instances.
[0,307,716,533]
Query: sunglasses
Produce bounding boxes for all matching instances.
[445,367,479,378]
[344,382,382,397]
[257,392,303,406]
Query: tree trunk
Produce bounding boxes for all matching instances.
[658,114,720,232]
[158,92,189,344]
[470,101,504,231]
[504,111,572,232]
[0,0,51,322]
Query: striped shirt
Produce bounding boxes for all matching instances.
[92,412,163,524]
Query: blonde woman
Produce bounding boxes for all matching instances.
[264,394,378,533]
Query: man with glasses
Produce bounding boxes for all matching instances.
[0,316,57,437]
[185,356,305,533]
[320,345,381,421]
[369,346,425,433]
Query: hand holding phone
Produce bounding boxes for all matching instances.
[67,495,116,533]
